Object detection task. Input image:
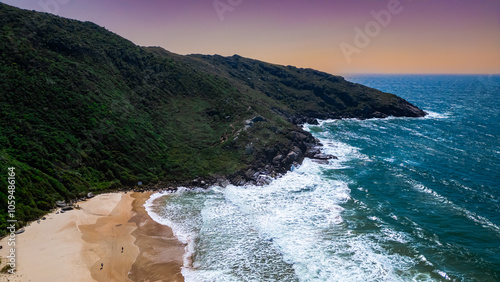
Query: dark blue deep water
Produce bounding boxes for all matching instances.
[148,74,500,281]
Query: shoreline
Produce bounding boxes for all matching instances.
[0,192,184,282]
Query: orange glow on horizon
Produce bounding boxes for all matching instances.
[1,0,499,75]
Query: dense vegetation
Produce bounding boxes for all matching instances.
[0,3,425,236]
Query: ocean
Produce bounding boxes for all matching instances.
[146,74,500,281]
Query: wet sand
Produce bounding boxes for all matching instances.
[128,192,185,282]
[0,192,184,282]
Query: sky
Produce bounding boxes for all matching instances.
[2,0,499,75]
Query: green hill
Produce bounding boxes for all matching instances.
[0,3,425,236]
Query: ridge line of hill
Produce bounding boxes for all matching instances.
[0,3,426,236]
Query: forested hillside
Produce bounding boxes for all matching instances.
[0,3,425,236]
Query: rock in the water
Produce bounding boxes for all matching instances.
[311,159,329,164]
[256,174,273,186]
[313,153,337,160]
[305,147,322,158]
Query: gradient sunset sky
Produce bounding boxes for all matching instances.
[2,0,499,74]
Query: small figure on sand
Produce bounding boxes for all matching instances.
[100,262,103,270]
[121,247,124,253]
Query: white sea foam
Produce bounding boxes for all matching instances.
[144,121,463,281]
[305,123,369,165]
[423,110,451,119]
[436,270,451,280]
[144,187,210,269]
[145,151,422,281]
[221,159,417,281]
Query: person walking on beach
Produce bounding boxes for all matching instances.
[100,262,103,270]
[121,247,124,253]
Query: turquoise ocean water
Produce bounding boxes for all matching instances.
[147,75,500,281]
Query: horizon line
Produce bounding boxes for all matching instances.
[340,72,500,76]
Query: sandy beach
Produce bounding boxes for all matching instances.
[0,192,184,282]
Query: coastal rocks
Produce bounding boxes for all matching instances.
[310,153,337,164]
[256,174,273,186]
[227,125,322,186]
[282,146,303,168]
[191,178,209,187]
[290,116,319,125]
[272,154,283,165]
[311,159,329,165]
[56,201,66,208]
[244,168,258,180]
[289,130,316,146]
[305,146,338,164]
[304,147,321,158]
[87,192,94,198]
[313,153,337,160]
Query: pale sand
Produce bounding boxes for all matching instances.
[0,192,184,282]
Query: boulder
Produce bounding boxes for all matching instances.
[286,146,302,162]
[256,175,273,186]
[272,154,283,165]
[290,131,309,142]
[56,200,66,207]
[251,116,266,123]
[313,153,337,160]
[87,192,94,198]
[244,168,256,180]
[15,229,25,235]
[305,147,322,158]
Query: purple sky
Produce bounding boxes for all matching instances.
[2,0,499,74]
